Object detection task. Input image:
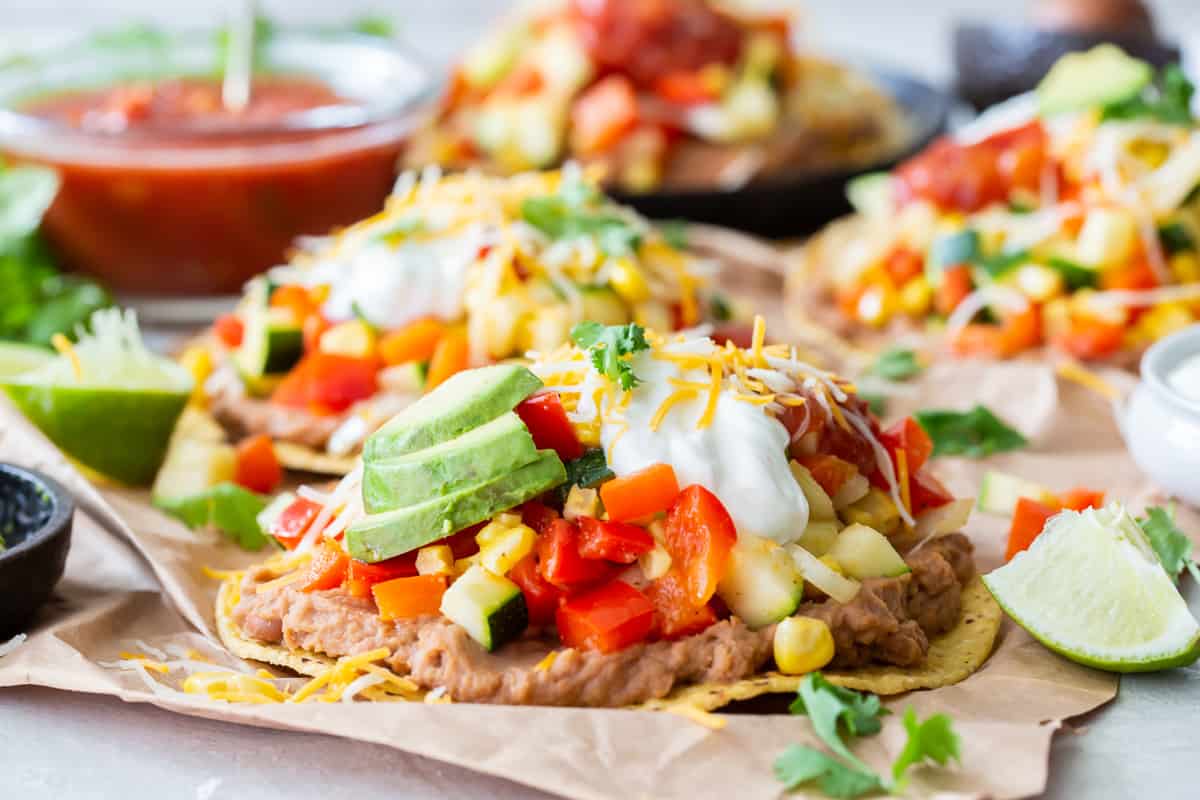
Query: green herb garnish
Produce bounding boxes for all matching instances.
[774,673,961,799]
[555,449,615,504]
[977,248,1030,279]
[155,483,272,551]
[522,176,642,257]
[865,347,924,382]
[570,321,649,391]
[914,405,1028,458]
[1159,222,1196,256]
[1138,506,1200,583]
[1102,64,1195,125]
[658,219,689,250]
[709,293,734,322]
[1046,256,1100,291]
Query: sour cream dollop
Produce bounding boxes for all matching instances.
[1168,352,1200,402]
[553,339,810,544]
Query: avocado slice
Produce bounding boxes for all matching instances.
[345,450,567,563]
[1037,45,1153,116]
[362,411,540,512]
[363,364,543,463]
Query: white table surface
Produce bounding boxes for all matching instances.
[5,2,1200,797]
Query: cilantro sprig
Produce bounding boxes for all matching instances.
[859,347,925,415]
[774,673,962,799]
[1138,506,1200,584]
[1102,64,1195,125]
[570,322,650,391]
[521,175,643,257]
[914,405,1027,459]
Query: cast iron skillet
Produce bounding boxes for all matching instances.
[0,464,73,639]
[612,67,952,239]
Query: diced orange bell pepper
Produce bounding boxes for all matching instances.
[884,247,925,286]
[951,306,1043,359]
[664,485,737,607]
[571,75,639,156]
[1053,317,1126,361]
[378,318,445,366]
[555,580,655,653]
[301,541,349,592]
[213,314,244,348]
[936,265,973,316]
[372,575,448,621]
[796,453,859,498]
[652,70,719,105]
[424,330,470,390]
[599,463,680,523]
[645,567,717,640]
[999,305,1042,353]
[1101,259,1158,292]
[270,284,321,322]
[1059,488,1105,512]
[1005,497,1060,561]
[233,434,282,495]
[493,61,545,97]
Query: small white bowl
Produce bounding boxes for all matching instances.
[1122,324,1200,507]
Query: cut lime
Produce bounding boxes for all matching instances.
[983,504,1200,672]
[1,309,193,485]
[0,342,55,379]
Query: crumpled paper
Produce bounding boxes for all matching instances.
[4,354,1176,800]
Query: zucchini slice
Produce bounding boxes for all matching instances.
[440,566,529,651]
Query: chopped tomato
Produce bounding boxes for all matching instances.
[378,318,444,366]
[233,434,282,494]
[269,496,322,550]
[424,330,470,390]
[272,352,379,415]
[576,517,655,564]
[515,391,584,461]
[571,75,639,156]
[645,567,717,640]
[908,468,954,514]
[884,247,925,286]
[521,501,561,536]
[508,554,564,626]
[372,575,448,621]
[302,313,331,354]
[1101,259,1159,292]
[879,416,933,475]
[213,314,244,348]
[664,485,737,607]
[1053,317,1126,361]
[300,541,349,592]
[796,453,859,498]
[936,265,973,316]
[1005,497,1060,561]
[537,519,622,590]
[600,463,680,522]
[1059,488,1105,512]
[270,284,321,322]
[346,552,419,587]
[556,580,655,654]
[653,69,719,105]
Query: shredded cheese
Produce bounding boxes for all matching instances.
[533,651,559,672]
[1056,360,1121,401]
[50,333,83,381]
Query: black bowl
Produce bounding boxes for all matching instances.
[954,21,1180,113]
[612,66,951,239]
[0,464,73,639]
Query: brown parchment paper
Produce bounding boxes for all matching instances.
[7,352,1193,800]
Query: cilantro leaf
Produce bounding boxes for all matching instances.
[866,347,924,382]
[774,746,882,799]
[521,175,642,257]
[892,707,961,786]
[154,483,272,551]
[1102,64,1195,125]
[788,673,886,771]
[914,405,1027,459]
[1138,507,1200,583]
[570,322,649,390]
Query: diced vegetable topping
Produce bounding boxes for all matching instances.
[556,580,655,654]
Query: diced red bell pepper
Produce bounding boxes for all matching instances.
[233,434,282,495]
[908,468,955,515]
[269,496,323,550]
[599,463,680,522]
[576,517,655,564]
[880,416,934,475]
[372,575,448,620]
[515,391,584,461]
[1059,488,1105,512]
[652,69,719,105]
[1005,497,1060,561]
[571,74,639,156]
[645,567,718,640]
[443,525,484,559]
[272,352,379,415]
[936,265,974,316]
[300,541,349,592]
[537,519,622,591]
[1101,258,1158,292]
[664,485,737,607]
[884,247,925,286]
[345,552,419,591]
[796,453,859,498]
[508,554,564,626]
[521,501,561,535]
[556,580,655,654]
[213,314,244,348]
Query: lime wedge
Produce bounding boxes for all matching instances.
[0,342,55,379]
[983,504,1200,672]
[1,309,192,485]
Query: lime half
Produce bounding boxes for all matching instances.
[0,342,55,379]
[2,309,193,485]
[983,504,1200,672]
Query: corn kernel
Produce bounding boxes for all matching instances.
[454,554,480,576]
[773,616,835,675]
[477,523,536,575]
[1075,208,1137,268]
[319,319,377,359]
[638,544,672,581]
[563,486,601,521]
[179,346,213,405]
[1128,302,1194,346]
[609,257,652,304]
[1128,139,1170,169]
[1170,252,1200,284]
[416,545,455,576]
[898,275,933,316]
[574,421,602,448]
[1014,264,1065,303]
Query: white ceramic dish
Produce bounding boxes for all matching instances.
[1122,324,1200,507]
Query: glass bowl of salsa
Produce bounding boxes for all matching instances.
[0,30,435,297]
